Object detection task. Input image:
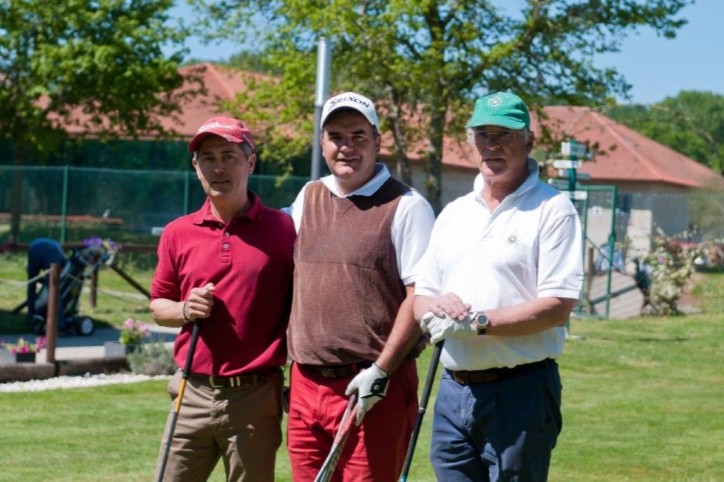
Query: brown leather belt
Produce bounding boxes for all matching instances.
[299,360,373,379]
[449,359,553,385]
[189,371,267,389]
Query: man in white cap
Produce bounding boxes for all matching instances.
[414,92,584,480]
[150,116,296,481]
[284,92,435,481]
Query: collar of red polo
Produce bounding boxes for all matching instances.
[192,192,262,226]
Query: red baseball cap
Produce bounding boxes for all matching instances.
[188,116,254,152]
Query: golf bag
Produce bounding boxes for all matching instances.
[30,243,114,336]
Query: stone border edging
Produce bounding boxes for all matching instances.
[0,357,129,383]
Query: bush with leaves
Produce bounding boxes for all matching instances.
[127,340,177,377]
[643,226,699,315]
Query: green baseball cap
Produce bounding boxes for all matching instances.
[466,92,530,130]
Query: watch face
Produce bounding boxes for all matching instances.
[475,313,488,335]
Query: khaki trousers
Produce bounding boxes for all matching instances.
[155,369,283,482]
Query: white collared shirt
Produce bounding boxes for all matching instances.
[415,159,584,370]
[284,163,435,285]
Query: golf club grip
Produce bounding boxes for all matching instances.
[399,340,444,481]
[181,319,202,377]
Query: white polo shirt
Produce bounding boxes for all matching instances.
[284,163,435,286]
[415,159,584,370]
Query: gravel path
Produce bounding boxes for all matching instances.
[0,373,171,393]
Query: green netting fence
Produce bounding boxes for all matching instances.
[1,166,308,269]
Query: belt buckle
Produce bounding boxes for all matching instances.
[208,375,224,389]
[319,368,336,378]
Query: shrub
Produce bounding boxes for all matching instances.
[127,340,177,376]
[643,226,698,315]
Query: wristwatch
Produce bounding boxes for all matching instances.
[471,312,489,336]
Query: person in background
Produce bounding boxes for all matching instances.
[26,238,68,326]
[414,92,584,481]
[149,116,295,481]
[284,92,435,481]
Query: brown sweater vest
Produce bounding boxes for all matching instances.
[288,177,411,365]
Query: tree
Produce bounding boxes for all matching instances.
[0,0,191,242]
[193,0,690,212]
[607,91,724,176]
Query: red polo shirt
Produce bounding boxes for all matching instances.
[150,192,295,376]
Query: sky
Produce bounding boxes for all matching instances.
[169,0,723,106]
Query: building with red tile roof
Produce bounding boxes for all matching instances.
[52,63,724,254]
[163,64,724,197]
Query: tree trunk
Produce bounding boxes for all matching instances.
[384,87,413,186]
[9,141,27,243]
[425,109,445,214]
[390,115,412,187]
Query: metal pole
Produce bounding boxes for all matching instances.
[60,166,69,243]
[311,37,331,180]
[565,142,577,333]
[183,170,190,215]
[604,185,618,319]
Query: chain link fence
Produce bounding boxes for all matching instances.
[3,165,723,317]
[1,166,309,269]
[1,166,308,242]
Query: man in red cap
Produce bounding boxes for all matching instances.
[150,116,296,481]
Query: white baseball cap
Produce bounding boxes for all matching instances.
[320,92,379,130]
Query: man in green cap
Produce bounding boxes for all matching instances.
[413,92,584,480]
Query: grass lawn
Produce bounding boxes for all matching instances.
[1,313,723,481]
[2,257,723,481]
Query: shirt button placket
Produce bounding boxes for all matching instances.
[220,227,231,264]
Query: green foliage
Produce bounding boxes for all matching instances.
[0,0,199,240]
[227,51,284,76]
[190,0,689,211]
[607,91,724,176]
[0,0,190,150]
[127,340,176,376]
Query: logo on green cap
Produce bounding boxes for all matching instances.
[488,96,503,107]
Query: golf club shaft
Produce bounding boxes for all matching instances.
[314,394,357,482]
[157,319,203,482]
[399,340,444,482]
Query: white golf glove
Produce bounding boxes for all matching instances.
[345,363,390,426]
[420,311,476,345]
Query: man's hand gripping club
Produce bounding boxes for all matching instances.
[182,283,215,323]
[345,364,390,425]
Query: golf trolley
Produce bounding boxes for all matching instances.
[30,241,115,336]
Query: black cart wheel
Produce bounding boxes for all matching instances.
[75,317,95,336]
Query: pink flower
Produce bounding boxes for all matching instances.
[1,337,44,354]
